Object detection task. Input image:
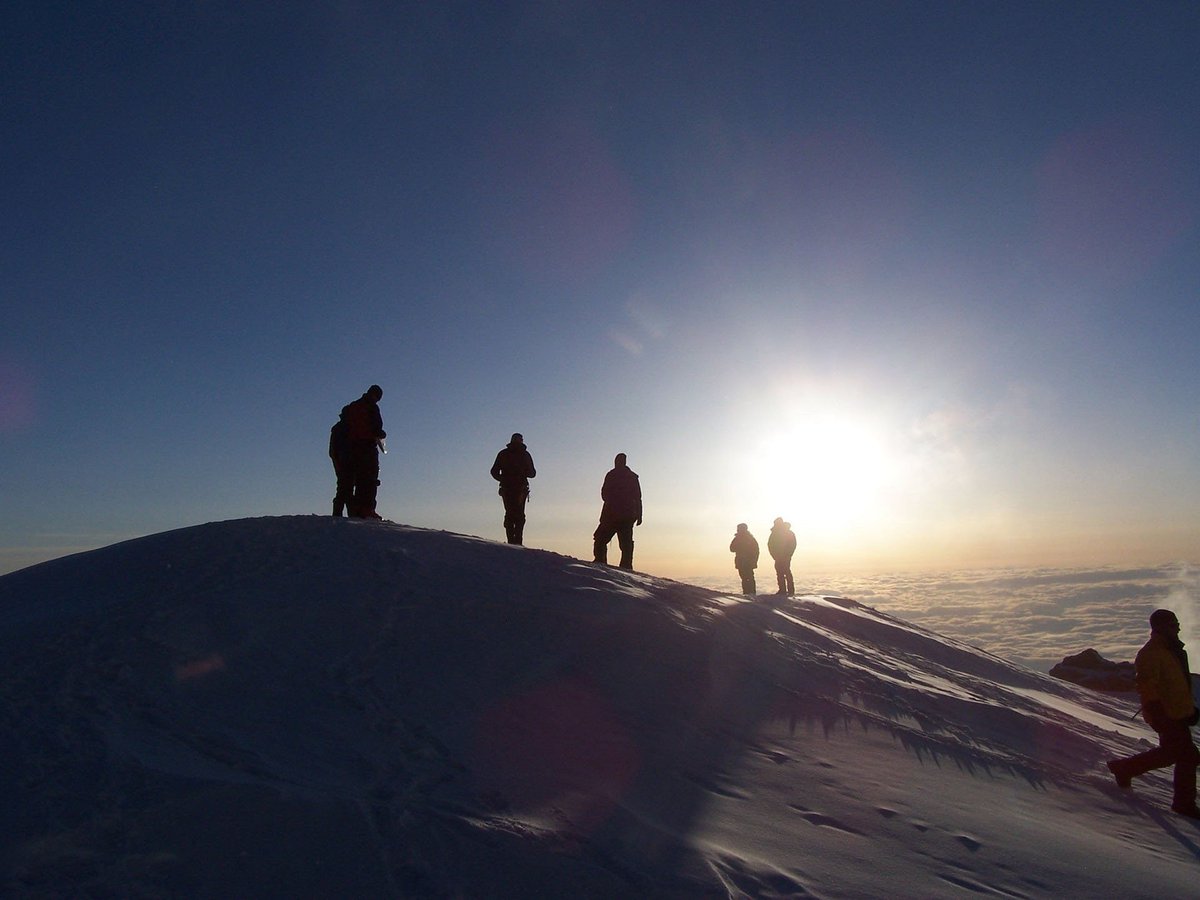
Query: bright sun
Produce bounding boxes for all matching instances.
[744,411,901,537]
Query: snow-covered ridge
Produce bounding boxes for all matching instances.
[1,516,1194,897]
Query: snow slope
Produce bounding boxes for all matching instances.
[1,516,1196,898]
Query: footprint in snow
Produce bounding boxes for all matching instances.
[955,834,983,852]
[788,804,866,836]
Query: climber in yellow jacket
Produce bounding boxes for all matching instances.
[1107,609,1200,818]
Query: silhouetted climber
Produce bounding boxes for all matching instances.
[328,410,352,517]
[768,518,797,596]
[729,523,759,595]
[592,452,642,570]
[340,384,386,519]
[490,432,536,545]
[1107,609,1200,818]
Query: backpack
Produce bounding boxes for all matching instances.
[328,418,349,460]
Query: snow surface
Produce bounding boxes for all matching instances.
[2,516,1197,898]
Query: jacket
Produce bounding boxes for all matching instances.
[730,531,759,569]
[328,416,348,462]
[1135,631,1196,721]
[343,395,385,443]
[491,441,536,489]
[600,465,642,524]
[768,523,797,561]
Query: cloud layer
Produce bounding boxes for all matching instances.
[694,563,1200,672]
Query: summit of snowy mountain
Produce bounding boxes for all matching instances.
[1,516,1194,897]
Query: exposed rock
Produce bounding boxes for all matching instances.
[1049,648,1135,692]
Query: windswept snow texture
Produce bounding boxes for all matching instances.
[1,516,1197,898]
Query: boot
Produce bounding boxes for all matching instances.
[619,542,634,571]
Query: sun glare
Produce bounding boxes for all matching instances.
[743,411,900,539]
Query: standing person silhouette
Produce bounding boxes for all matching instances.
[729,523,759,595]
[1107,609,1200,818]
[341,385,386,519]
[490,432,536,545]
[768,518,796,596]
[328,410,352,517]
[592,453,642,570]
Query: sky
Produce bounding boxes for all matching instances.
[3,1,1198,578]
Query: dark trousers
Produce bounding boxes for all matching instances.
[593,519,635,570]
[331,459,354,516]
[499,485,529,545]
[1119,719,1199,807]
[346,442,380,518]
[737,566,756,595]
[774,557,794,595]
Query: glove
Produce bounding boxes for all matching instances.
[1143,701,1168,732]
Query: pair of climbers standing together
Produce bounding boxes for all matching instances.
[328,385,386,519]
[490,436,643,571]
[730,518,796,597]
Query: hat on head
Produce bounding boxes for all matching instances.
[1150,609,1179,630]
[511,433,523,443]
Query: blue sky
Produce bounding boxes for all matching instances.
[3,1,1197,577]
